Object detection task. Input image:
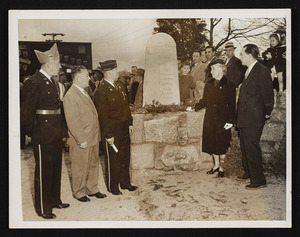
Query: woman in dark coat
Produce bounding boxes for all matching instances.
[195,59,236,177]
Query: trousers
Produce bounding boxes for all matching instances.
[32,135,62,215]
[102,124,131,193]
[239,127,266,185]
[70,144,100,199]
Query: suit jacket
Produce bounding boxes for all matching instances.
[93,80,133,139]
[226,55,246,88]
[63,84,100,147]
[190,62,207,84]
[20,70,66,144]
[134,81,143,106]
[204,56,217,83]
[237,61,274,128]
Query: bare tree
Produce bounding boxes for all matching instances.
[203,18,286,50]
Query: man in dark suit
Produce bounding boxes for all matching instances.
[204,46,217,83]
[93,60,138,195]
[237,44,274,190]
[224,42,246,88]
[20,43,69,219]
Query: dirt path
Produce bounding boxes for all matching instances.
[20,147,286,222]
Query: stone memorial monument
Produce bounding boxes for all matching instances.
[143,33,180,106]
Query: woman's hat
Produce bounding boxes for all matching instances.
[210,58,225,66]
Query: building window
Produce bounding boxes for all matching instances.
[78,45,86,54]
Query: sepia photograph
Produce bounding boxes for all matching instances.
[9,9,291,228]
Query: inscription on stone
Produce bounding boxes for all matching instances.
[143,33,180,105]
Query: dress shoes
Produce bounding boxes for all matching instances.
[218,170,224,178]
[237,172,250,181]
[245,183,266,190]
[88,192,107,199]
[111,190,123,195]
[207,167,219,175]
[121,185,138,191]
[38,213,56,219]
[53,203,70,209]
[77,196,90,202]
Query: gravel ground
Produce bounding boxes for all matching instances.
[20,136,287,223]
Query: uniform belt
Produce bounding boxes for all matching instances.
[36,108,61,115]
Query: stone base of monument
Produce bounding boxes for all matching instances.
[129,91,287,183]
[260,91,286,175]
[129,111,213,182]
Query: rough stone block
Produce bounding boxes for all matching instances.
[144,118,164,142]
[261,122,285,143]
[178,127,189,146]
[160,144,201,171]
[277,91,286,109]
[271,108,286,122]
[130,143,154,169]
[178,113,188,128]
[187,111,205,138]
[144,113,179,143]
[162,115,179,143]
[262,153,273,164]
[154,160,165,170]
[260,141,276,154]
[130,114,145,144]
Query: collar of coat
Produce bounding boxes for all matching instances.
[207,76,227,87]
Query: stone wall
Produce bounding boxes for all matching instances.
[130,111,211,172]
[130,92,286,179]
[260,92,286,168]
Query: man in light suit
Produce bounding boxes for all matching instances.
[237,44,274,190]
[190,50,207,102]
[63,65,107,202]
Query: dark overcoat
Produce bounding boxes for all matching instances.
[225,55,246,88]
[195,76,236,155]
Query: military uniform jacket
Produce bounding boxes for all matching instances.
[20,71,67,144]
[93,80,133,139]
[237,62,274,128]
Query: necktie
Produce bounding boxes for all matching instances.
[51,77,61,99]
[82,89,89,97]
[244,69,249,79]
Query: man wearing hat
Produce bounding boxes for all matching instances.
[224,42,246,88]
[20,43,70,219]
[93,60,138,195]
[87,67,104,98]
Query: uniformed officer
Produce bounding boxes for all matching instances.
[20,43,70,219]
[93,60,138,195]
